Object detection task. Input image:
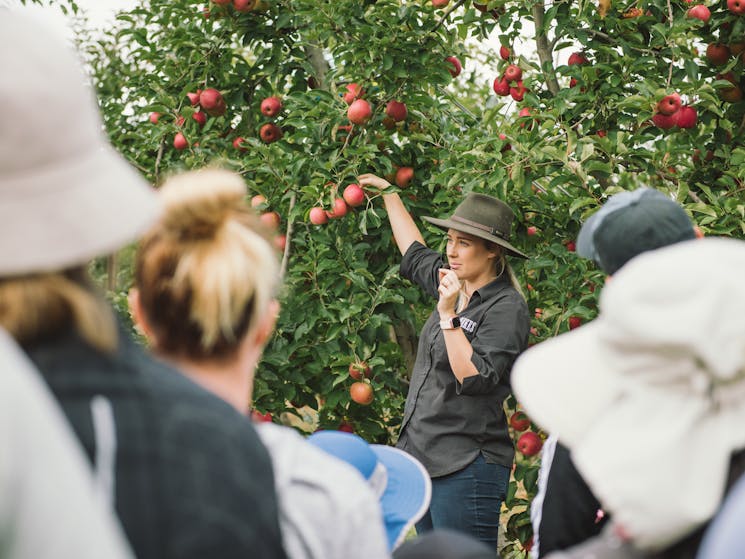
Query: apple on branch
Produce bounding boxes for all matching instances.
[343,183,366,207]
[445,56,462,78]
[260,123,282,143]
[309,207,328,225]
[347,99,372,125]
[395,166,414,188]
[261,96,283,117]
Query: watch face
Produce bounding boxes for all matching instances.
[452,317,461,328]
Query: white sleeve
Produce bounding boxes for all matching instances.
[0,331,134,559]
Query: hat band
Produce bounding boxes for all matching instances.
[451,216,506,239]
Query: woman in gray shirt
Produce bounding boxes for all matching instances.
[358,173,530,551]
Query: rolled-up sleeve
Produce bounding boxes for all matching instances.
[457,295,530,395]
[400,241,443,300]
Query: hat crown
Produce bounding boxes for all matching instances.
[451,193,515,240]
[602,237,745,388]
[0,14,101,178]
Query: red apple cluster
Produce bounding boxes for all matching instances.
[652,92,698,130]
[259,95,283,144]
[493,63,527,102]
[308,183,367,226]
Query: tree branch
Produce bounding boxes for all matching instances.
[303,45,330,89]
[279,191,296,280]
[532,0,560,96]
[431,0,466,33]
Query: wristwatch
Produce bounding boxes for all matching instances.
[439,316,461,330]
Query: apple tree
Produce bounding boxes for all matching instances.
[30,0,745,554]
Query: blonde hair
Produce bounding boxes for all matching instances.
[0,267,118,353]
[488,243,526,300]
[135,169,279,361]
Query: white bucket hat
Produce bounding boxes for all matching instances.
[0,11,160,276]
[512,237,745,551]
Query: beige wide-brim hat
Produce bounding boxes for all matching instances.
[512,238,745,551]
[0,11,160,276]
[423,193,527,259]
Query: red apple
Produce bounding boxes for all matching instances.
[347,99,372,125]
[717,73,743,102]
[385,100,408,122]
[596,130,607,137]
[250,410,273,422]
[498,133,512,152]
[432,0,450,6]
[569,78,579,88]
[260,123,282,143]
[325,198,348,219]
[500,45,511,60]
[504,64,522,83]
[728,0,745,14]
[338,421,355,433]
[250,194,266,208]
[656,92,681,116]
[260,211,281,229]
[706,43,731,66]
[676,106,698,128]
[446,56,462,78]
[309,207,328,225]
[526,225,537,236]
[350,382,374,405]
[686,4,711,22]
[173,132,189,150]
[186,91,200,106]
[261,96,282,117]
[568,52,588,65]
[199,88,223,111]
[395,166,414,188]
[274,234,286,252]
[516,431,542,456]
[510,81,527,102]
[509,411,531,431]
[349,361,372,380]
[566,240,577,252]
[233,0,257,12]
[652,112,680,129]
[535,308,543,318]
[569,316,582,330]
[518,107,532,129]
[343,83,364,105]
[192,111,207,128]
[149,112,160,124]
[493,76,510,96]
[233,136,247,151]
[175,115,186,127]
[343,183,366,207]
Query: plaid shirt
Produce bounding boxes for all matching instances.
[26,325,287,559]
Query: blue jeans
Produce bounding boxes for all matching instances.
[416,453,510,550]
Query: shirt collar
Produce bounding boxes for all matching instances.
[469,273,512,305]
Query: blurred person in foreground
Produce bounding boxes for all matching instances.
[513,237,745,559]
[129,168,393,558]
[0,329,133,559]
[357,172,530,550]
[0,12,286,559]
[531,188,701,557]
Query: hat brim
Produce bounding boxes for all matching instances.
[422,216,528,259]
[0,141,160,276]
[511,321,620,447]
[371,445,432,550]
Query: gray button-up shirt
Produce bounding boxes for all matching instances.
[396,242,530,477]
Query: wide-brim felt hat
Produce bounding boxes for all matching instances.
[423,193,527,259]
[0,11,160,277]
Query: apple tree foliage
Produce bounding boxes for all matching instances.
[30,0,745,554]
